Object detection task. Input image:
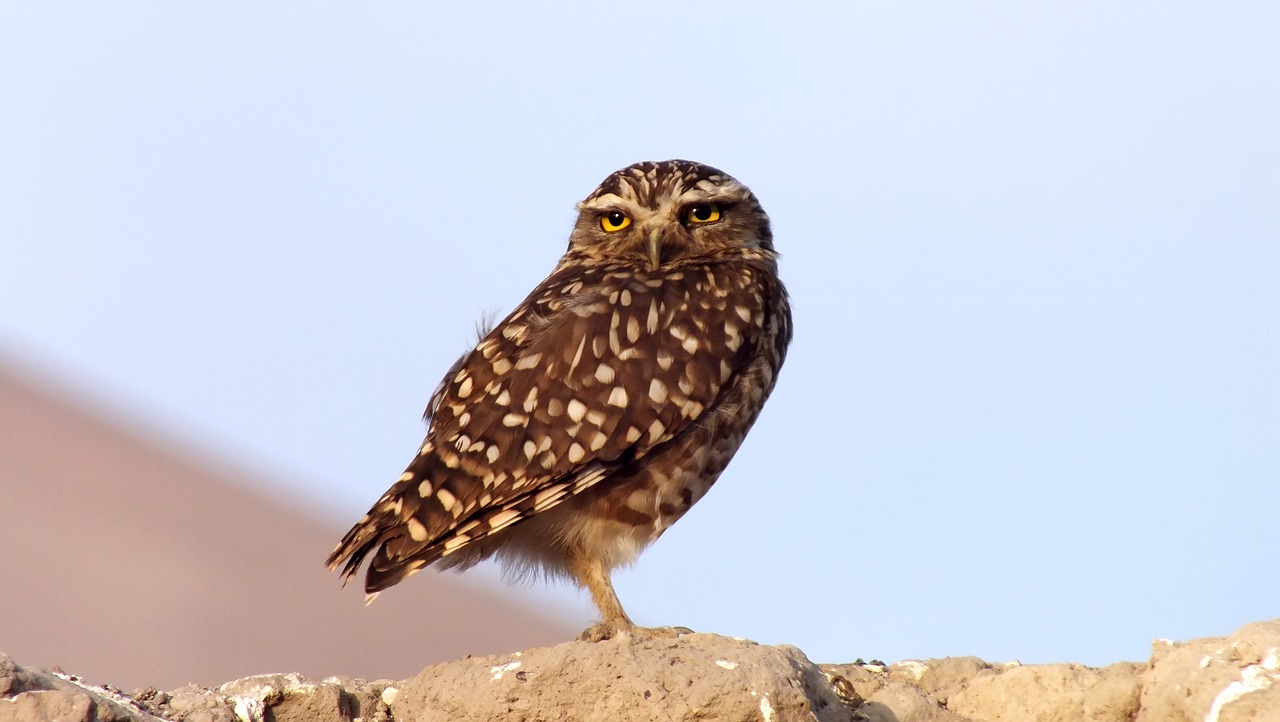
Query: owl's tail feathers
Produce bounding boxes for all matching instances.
[326,508,440,596]
[325,518,382,587]
[327,467,441,593]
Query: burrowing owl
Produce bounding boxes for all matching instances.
[327,160,791,641]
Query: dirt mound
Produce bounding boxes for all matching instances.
[4,621,1278,722]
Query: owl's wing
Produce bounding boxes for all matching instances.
[327,260,776,591]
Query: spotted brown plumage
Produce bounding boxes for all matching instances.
[327,159,792,641]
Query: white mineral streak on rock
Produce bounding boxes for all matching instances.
[489,660,522,681]
[759,693,775,722]
[232,695,265,722]
[1204,648,1278,722]
[896,659,928,680]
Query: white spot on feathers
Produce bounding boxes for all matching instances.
[595,364,615,384]
[407,518,428,541]
[436,488,460,514]
[649,379,668,404]
[608,386,628,407]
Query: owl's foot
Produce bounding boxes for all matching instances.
[577,623,694,642]
[571,553,694,642]
[577,622,618,642]
[629,624,695,640]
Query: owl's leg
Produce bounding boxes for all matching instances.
[570,553,634,641]
[570,553,694,642]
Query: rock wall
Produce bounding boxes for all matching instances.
[3,620,1277,722]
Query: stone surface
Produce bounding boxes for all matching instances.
[4,620,1279,722]
[216,673,393,722]
[822,619,1279,722]
[947,660,1144,722]
[393,633,852,722]
[0,658,394,722]
[1138,620,1280,722]
[0,654,163,722]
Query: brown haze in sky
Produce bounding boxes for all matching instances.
[0,357,576,690]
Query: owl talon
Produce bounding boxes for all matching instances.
[577,622,620,642]
[577,623,694,643]
[631,625,695,640]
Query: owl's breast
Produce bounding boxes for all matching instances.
[499,257,789,564]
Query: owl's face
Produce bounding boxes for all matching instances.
[566,160,774,269]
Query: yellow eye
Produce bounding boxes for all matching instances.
[685,203,722,224]
[600,211,631,232]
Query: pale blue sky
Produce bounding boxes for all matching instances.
[2,2,1277,667]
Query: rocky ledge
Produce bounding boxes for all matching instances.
[2,620,1277,722]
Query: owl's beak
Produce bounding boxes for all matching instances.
[647,229,662,270]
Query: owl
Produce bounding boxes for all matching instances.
[327,159,792,641]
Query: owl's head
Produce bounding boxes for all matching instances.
[567,160,773,268]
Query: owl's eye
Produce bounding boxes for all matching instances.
[685,203,722,224]
[600,211,631,233]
